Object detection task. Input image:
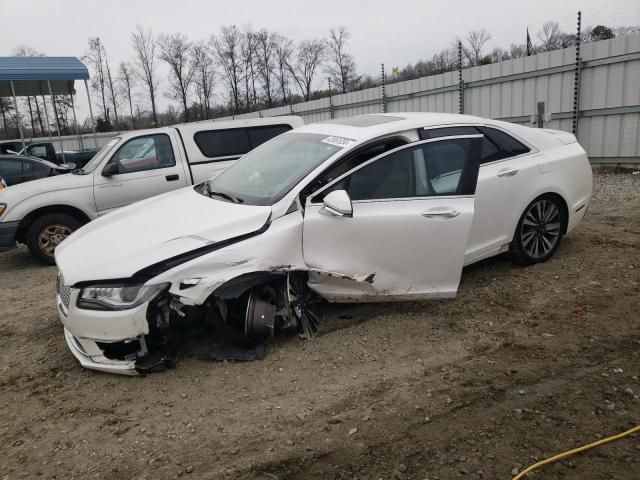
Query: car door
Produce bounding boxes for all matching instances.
[302,135,482,301]
[93,133,189,215]
[20,159,48,183]
[421,125,536,263]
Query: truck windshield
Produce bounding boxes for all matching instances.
[77,138,121,174]
[202,132,345,206]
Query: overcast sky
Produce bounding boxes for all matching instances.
[2,0,639,121]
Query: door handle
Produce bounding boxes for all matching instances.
[422,209,460,218]
[497,168,518,177]
[165,174,179,181]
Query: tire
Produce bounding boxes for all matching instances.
[25,213,82,265]
[509,194,567,266]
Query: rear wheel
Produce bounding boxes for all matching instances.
[26,213,81,265]
[510,195,566,266]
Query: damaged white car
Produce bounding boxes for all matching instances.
[55,113,592,375]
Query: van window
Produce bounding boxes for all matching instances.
[193,124,292,159]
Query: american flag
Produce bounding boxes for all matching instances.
[527,28,534,56]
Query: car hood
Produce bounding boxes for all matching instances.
[0,172,92,214]
[56,186,272,285]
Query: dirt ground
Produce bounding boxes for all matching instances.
[0,170,639,480]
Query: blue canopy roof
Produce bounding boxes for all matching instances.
[0,57,89,97]
[0,57,89,81]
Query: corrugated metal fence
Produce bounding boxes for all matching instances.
[220,35,640,165]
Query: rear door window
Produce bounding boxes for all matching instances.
[421,126,529,164]
[0,159,23,175]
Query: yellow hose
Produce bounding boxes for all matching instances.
[512,424,640,479]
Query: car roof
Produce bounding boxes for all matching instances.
[0,154,57,167]
[297,112,514,142]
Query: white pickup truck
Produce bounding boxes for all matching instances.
[0,116,303,264]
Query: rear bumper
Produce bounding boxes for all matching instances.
[0,221,19,250]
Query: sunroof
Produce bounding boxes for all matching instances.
[319,115,405,127]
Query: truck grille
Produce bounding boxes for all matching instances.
[57,272,71,309]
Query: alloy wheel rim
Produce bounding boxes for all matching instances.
[520,200,561,259]
[287,273,321,339]
[38,224,72,257]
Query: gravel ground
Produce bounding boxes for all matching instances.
[0,169,639,480]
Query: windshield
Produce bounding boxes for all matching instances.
[202,132,346,206]
[77,138,121,173]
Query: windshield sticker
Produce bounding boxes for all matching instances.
[321,136,356,148]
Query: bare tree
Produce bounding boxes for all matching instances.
[288,39,325,101]
[430,47,457,74]
[131,25,159,126]
[537,21,564,51]
[211,26,244,113]
[158,33,195,121]
[325,27,358,93]
[103,48,121,131]
[509,43,527,59]
[463,30,492,66]
[255,29,277,107]
[84,37,110,124]
[240,26,258,109]
[118,62,136,129]
[488,47,510,63]
[0,98,14,138]
[191,41,216,119]
[613,25,640,37]
[274,34,293,104]
[13,45,46,136]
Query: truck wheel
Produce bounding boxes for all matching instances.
[26,213,81,265]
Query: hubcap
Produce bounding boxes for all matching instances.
[38,224,73,257]
[520,200,561,259]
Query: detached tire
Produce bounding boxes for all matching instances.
[26,213,82,265]
[510,194,567,266]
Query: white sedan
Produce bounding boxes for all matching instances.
[55,113,592,374]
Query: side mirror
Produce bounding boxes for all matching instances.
[56,162,76,171]
[322,190,353,217]
[102,162,120,177]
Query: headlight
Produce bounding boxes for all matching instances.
[77,283,169,311]
[0,204,6,216]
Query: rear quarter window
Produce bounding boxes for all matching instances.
[478,127,530,157]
